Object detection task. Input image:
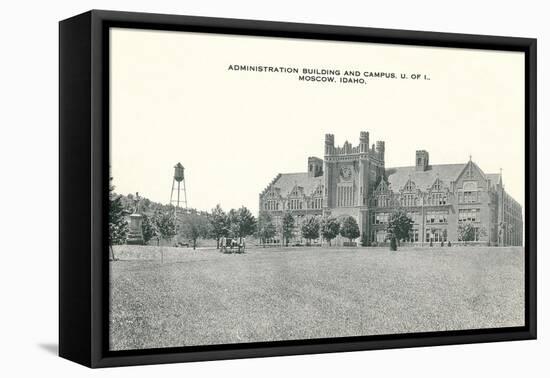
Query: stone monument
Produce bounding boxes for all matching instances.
[127,192,144,245]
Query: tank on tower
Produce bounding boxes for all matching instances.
[170,162,188,220]
[174,162,185,182]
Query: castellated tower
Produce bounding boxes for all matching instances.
[360,131,369,153]
[259,131,523,247]
[376,141,385,161]
[325,133,334,155]
[323,131,385,240]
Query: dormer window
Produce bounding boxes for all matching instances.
[432,178,443,191]
[404,179,416,192]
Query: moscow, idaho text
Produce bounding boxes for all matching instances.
[227,64,431,86]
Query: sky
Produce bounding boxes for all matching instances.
[110,28,525,216]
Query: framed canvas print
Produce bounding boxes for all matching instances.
[59,10,537,368]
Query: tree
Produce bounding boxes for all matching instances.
[155,211,177,242]
[141,213,158,245]
[281,212,295,246]
[301,217,320,245]
[209,204,229,249]
[180,212,212,250]
[340,216,360,243]
[228,219,240,240]
[458,222,487,243]
[321,216,340,246]
[387,209,413,250]
[109,176,128,260]
[228,207,257,240]
[140,198,152,213]
[257,212,277,247]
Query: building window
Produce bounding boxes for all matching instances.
[288,199,303,210]
[401,194,417,207]
[461,191,478,203]
[377,194,390,207]
[314,185,323,196]
[265,200,280,211]
[310,197,323,209]
[407,211,419,224]
[459,182,479,204]
[426,228,447,242]
[472,227,481,241]
[376,230,387,243]
[404,179,416,192]
[337,184,353,207]
[406,229,419,242]
[375,212,389,225]
[426,210,448,224]
[458,208,480,223]
[428,192,447,206]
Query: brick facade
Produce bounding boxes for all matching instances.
[259,132,522,246]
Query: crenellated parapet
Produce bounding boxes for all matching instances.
[324,131,385,165]
[324,133,335,155]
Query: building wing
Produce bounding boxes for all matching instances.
[386,164,465,193]
[269,172,324,197]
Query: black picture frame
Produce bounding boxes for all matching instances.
[59,9,537,368]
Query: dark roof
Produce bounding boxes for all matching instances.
[486,173,502,189]
[270,172,323,197]
[269,162,496,197]
[385,164,465,193]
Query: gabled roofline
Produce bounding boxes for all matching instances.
[454,159,488,183]
[259,173,282,197]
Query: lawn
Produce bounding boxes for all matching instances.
[109,245,524,351]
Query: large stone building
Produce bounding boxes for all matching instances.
[259,132,523,246]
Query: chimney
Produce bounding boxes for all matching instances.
[308,157,324,178]
[416,150,429,171]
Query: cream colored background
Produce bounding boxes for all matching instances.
[2,0,547,377]
[110,28,525,214]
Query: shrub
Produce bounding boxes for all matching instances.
[257,212,276,247]
[458,222,487,242]
[340,216,360,243]
[281,212,295,246]
[321,216,340,246]
[141,214,158,245]
[387,209,413,243]
[180,212,211,250]
[301,217,320,245]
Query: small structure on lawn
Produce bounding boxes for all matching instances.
[127,192,144,245]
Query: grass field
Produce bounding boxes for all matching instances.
[109,245,524,351]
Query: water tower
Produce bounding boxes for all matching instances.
[170,162,188,218]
